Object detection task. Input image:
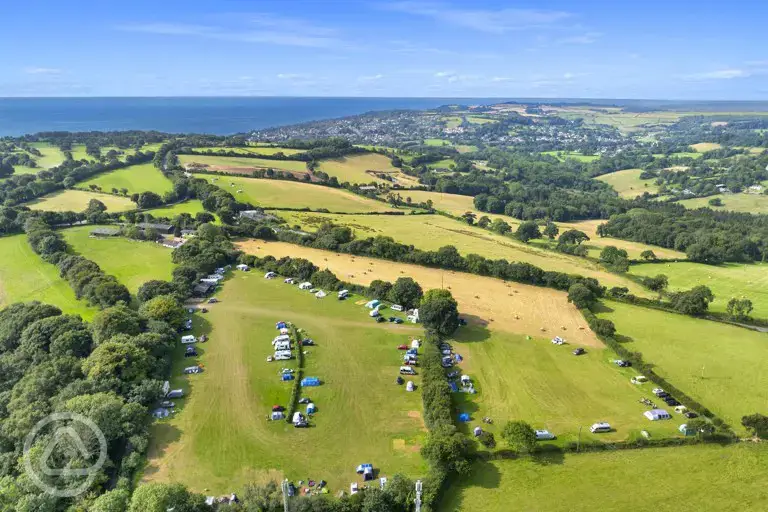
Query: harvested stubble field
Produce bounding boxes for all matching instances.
[595,168,659,198]
[235,240,599,346]
[317,154,421,186]
[179,154,310,175]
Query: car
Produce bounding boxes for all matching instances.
[441,349,452,355]
[652,388,665,396]
[208,297,219,303]
[572,348,585,356]
[388,316,397,322]
[187,308,195,314]
[393,318,404,324]
[446,371,460,379]
[302,339,315,346]
[159,401,175,408]
[534,429,556,440]
[458,318,468,326]
[666,399,681,406]
[201,308,208,313]
[657,392,670,398]
[614,360,632,367]
[298,397,311,404]
[397,344,408,350]
[184,347,197,357]
[375,316,386,323]
[287,483,296,497]
[439,343,451,351]
[684,411,699,419]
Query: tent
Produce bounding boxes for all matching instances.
[281,374,295,381]
[449,381,459,392]
[406,381,415,392]
[301,377,321,387]
[458,413,470,422]
[644,409,671,421]
[365,300,381,309]
[307,403,317,414]
[270,411,285,420]
[276,321,287,330]
[473,427,482,437]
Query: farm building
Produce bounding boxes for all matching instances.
[136,222,174,234]
[90,227,120,237]
[644,409,672,421]
[193,282,216,296]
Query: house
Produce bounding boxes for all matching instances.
[299,282,313,290]
[136,222,174,234]
[90,227,120,237]
[200,278,220,285]
[193,282,216,296]
[161,238,185,249]
[644,409,671,421]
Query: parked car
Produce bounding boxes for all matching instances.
[208,297,219,304]
[302,339,315,346]
[393,318,404,324]
[572,348,586,356]
[439,343,451,351]
[652,388,665,396]
[201,308,208,313]
[397,344,408,350]
[684,411,699,419]
[184,347,197,357]
[388,316,397,322]
[159,401,175,408]
[614,359,631,367]
[534,429,556,440]
[375,316,386,323]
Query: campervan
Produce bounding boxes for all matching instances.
[180,335,196,344]
[399,366,416,375]
[274,341,291,351]
[274,351,292,360]
[166,389,184,399]
[273,334,291,344]
[589,422,611,433]
[338,289,349,299]
[391,304,404,312]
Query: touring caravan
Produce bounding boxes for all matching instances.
[180,335,196,344]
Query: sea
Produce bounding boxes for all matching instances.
[0,97,511,137]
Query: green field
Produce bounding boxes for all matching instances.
[630,261,768,318]
[179,154,309,174]
[426,158,456,170]
[272,211,650,296]
[466,115,497,124]
[191,146,304,156]
[77,162,174,195]
[541,151,599,163]
[451,326,682,445]
[143,200,210,219]
[596,301,768,431]
[317,154,420,186]
[144,272,426,493]
[423,138,452,146]
[596,168,660,197]
[26,189,136,212]
[62,226,175,293]
[690,142,722,152]
[441,443,768,511]
[0,234,96,319]
[679,193,768,214]
[194,175,398,213]
[29,142,65,168]
[653,152,702,159]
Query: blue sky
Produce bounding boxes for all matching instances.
[3,0,768,99]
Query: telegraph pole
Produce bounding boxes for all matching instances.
[281,479,289,512]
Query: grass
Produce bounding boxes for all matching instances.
[440,443,768,511]
[26,189,136,212]
[0,234,97,320]
[194,175,397,213]
[679,193,768,214]
[62,226,175,293]
[596,300,768,432]
[554,219,686,260]
[424,138,452,146]
[179,154,309,174]
[144,271,427,493]
[318,154,420,186]
[541,151,599,163]
[77,163,174,195]
[450,326,682,446]
[29,142,65,168]
[595,168,659,198]
[191,146,304,156]
[236,240,601,347]
[690,142,722,152]
[142,200,211,219]
[629,261,768,319]
[272,211,650,296]
[426,158,456,170]
[466,115,497,124]
[653,152,702,159]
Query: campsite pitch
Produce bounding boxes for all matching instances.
[144,272,426,494]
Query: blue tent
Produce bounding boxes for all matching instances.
[301,377,321,387]
[281,374,295,381]
[458,413,470,422]
[276,321,287,329]
[307,403,317,414]
[449,381,459,392]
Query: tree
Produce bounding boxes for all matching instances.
[567,283,596,309]
[685,417,715,438]
[558,229,589,246]
[543,222,559,240]
[501,420,536,453]
[129,483,207,512]
[599,246,629,273]
[91,304,143,345]
[310,269,339,289]
[461,211,476,225]
[137,280,177,303]
[420,289,460,336]
[139,295,185,329]
[516,221,541,243]
[83,341,152,385]
[90,488,131,512]
[726,297,753,320]
[388,277,423,309]
[741,413,768,439]
[490,218,511,235]
[670,286,714,316]
[420,424,471,475]
[477,215,491,228]
[368,279,393,301]
[640,249,657,261]
[135,191,163,209]
[642,274,668,293]
[592,318,616,337]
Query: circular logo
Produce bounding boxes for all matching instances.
[23,412,108,497]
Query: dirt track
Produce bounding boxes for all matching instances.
[236,240,601,347]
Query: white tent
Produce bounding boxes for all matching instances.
[644,409,671,421]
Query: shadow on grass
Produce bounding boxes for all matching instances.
[591,301,615,314]
[142,422,182,478]
[614,333,635,343]
[452,322,491,343]
[531,446,565,466]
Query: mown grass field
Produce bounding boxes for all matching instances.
[144,272,427,493]
[596,300,768,432]
[440,443,768,511]
[690,142,723,152]
[318,154,420,186]
[179,154,309,174]
[191,146,304,156]
[29,142,65,168]
[0,234,96,319]
[271,211,650,296]
[630,261,768,318]
[143,200,209,219]
[679,193,768,214]
[541,151,599,162]
[77,162,174,195]
[62,226,175,293]
[596,168,659,197]
[236,240,599,346]
[26,189,136,212]
[194,175,397,213]
[450,326,682,445]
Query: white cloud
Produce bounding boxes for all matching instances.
[382,2,572,34]
[23,67,63,75]
[558,32,601,44]
[684,69,750,81]
[358,74,384,81]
